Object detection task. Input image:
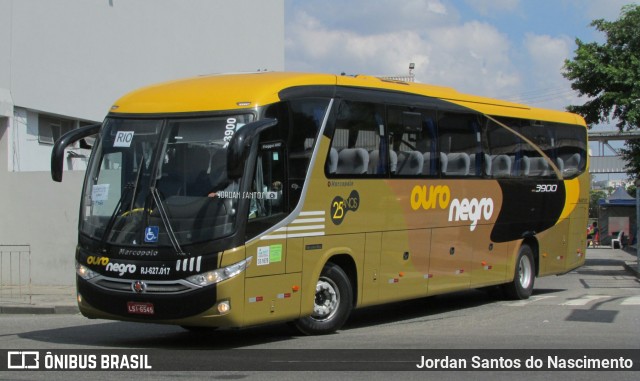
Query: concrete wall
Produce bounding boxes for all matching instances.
[0,0,284,285]
[0,115,85,285]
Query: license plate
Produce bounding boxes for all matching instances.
[127,301,155,315]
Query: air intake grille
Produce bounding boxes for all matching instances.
[92,277,197,294]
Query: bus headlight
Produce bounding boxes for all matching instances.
[186,256,252,287]
[76,261,99,280]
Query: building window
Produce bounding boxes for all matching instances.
[38,114,75,145]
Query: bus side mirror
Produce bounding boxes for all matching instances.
[227,118,278,179]
[51,123,101,182]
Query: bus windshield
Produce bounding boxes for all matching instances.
[80,114,254,248]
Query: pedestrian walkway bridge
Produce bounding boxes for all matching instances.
[588,130,640,174]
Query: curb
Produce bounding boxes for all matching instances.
[623,261,640,278]
[0,305,79,315]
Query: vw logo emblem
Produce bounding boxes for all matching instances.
[131,280,147,294]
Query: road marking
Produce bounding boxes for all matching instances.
[560,295,610,306]
[503,295,640,307]
[620,296,640,305]
[504,295,557,307]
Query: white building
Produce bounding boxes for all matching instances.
[0,0,284,285]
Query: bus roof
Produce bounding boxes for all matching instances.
[110,71,585,126]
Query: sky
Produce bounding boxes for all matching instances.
[284,0,639,116]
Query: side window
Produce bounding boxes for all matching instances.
[288,99,330,208]
[484,118,534,178]
[252,142,286,219]
[245,140,286,239]
[514,121,555,178]
[438,112,485,177]
[387,107,438,177]
[265,100,329,210]
[92,152,122,216]
[38,114,75,145]
[288,99,328,176]
[492,117,551,178]
[326,101,386,176]
[491,117,586,179]
[553,124,587,178]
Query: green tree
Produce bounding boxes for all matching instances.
[589,189,607,218]
[563,4,640,181]
[620,140,640,180]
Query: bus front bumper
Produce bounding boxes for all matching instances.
[76,274,246,328]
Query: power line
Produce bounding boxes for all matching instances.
[501,87,577,105]
[498,85,569,100]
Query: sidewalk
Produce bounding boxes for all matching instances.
[0,285,78,315]
[1,247,639,315]
[622,244,640,277]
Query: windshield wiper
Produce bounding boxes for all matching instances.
[99,153,146,250]
[150,187,186,256]
[100,183,134,251]
[126,153,147,214]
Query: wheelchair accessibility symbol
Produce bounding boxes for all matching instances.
[144,226,159,243]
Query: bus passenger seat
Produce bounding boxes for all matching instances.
[491,155,511,177]
[444,153,470,176]
[368,150,381,174]
[185,147,213,196]
[562,153,581,176]
[397,151,424,175]
[470,153,491,176]
[556,157,565,175]
[422,152,434,175]
[337,148,369,174]
[156,156,181,197]
[483,153,491,176]
[422,152,446,176]
[520,156,531,176]
[439,152,448,174]
[209,150,227,182]
[389,150,398,174]
[326,148,339,174]
[528,157,551,177]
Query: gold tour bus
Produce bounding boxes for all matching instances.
[51,72,588,334]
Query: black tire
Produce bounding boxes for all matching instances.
[293,263,353,335]
[502,244,535,300]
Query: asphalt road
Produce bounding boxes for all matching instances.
[1,248,638,380]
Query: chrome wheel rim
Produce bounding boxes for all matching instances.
[518,255,533,289]
[311,276,340,322]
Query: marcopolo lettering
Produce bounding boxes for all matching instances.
[118,248,158,257]
[448,197,494,231]
[106,262,137,276]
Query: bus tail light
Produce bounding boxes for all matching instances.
[186,256,253,287]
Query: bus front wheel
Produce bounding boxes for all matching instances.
[503,244,535,300]
[293,263,353,335]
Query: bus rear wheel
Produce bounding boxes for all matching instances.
[503,244,535,300]
[293,263,353,335]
